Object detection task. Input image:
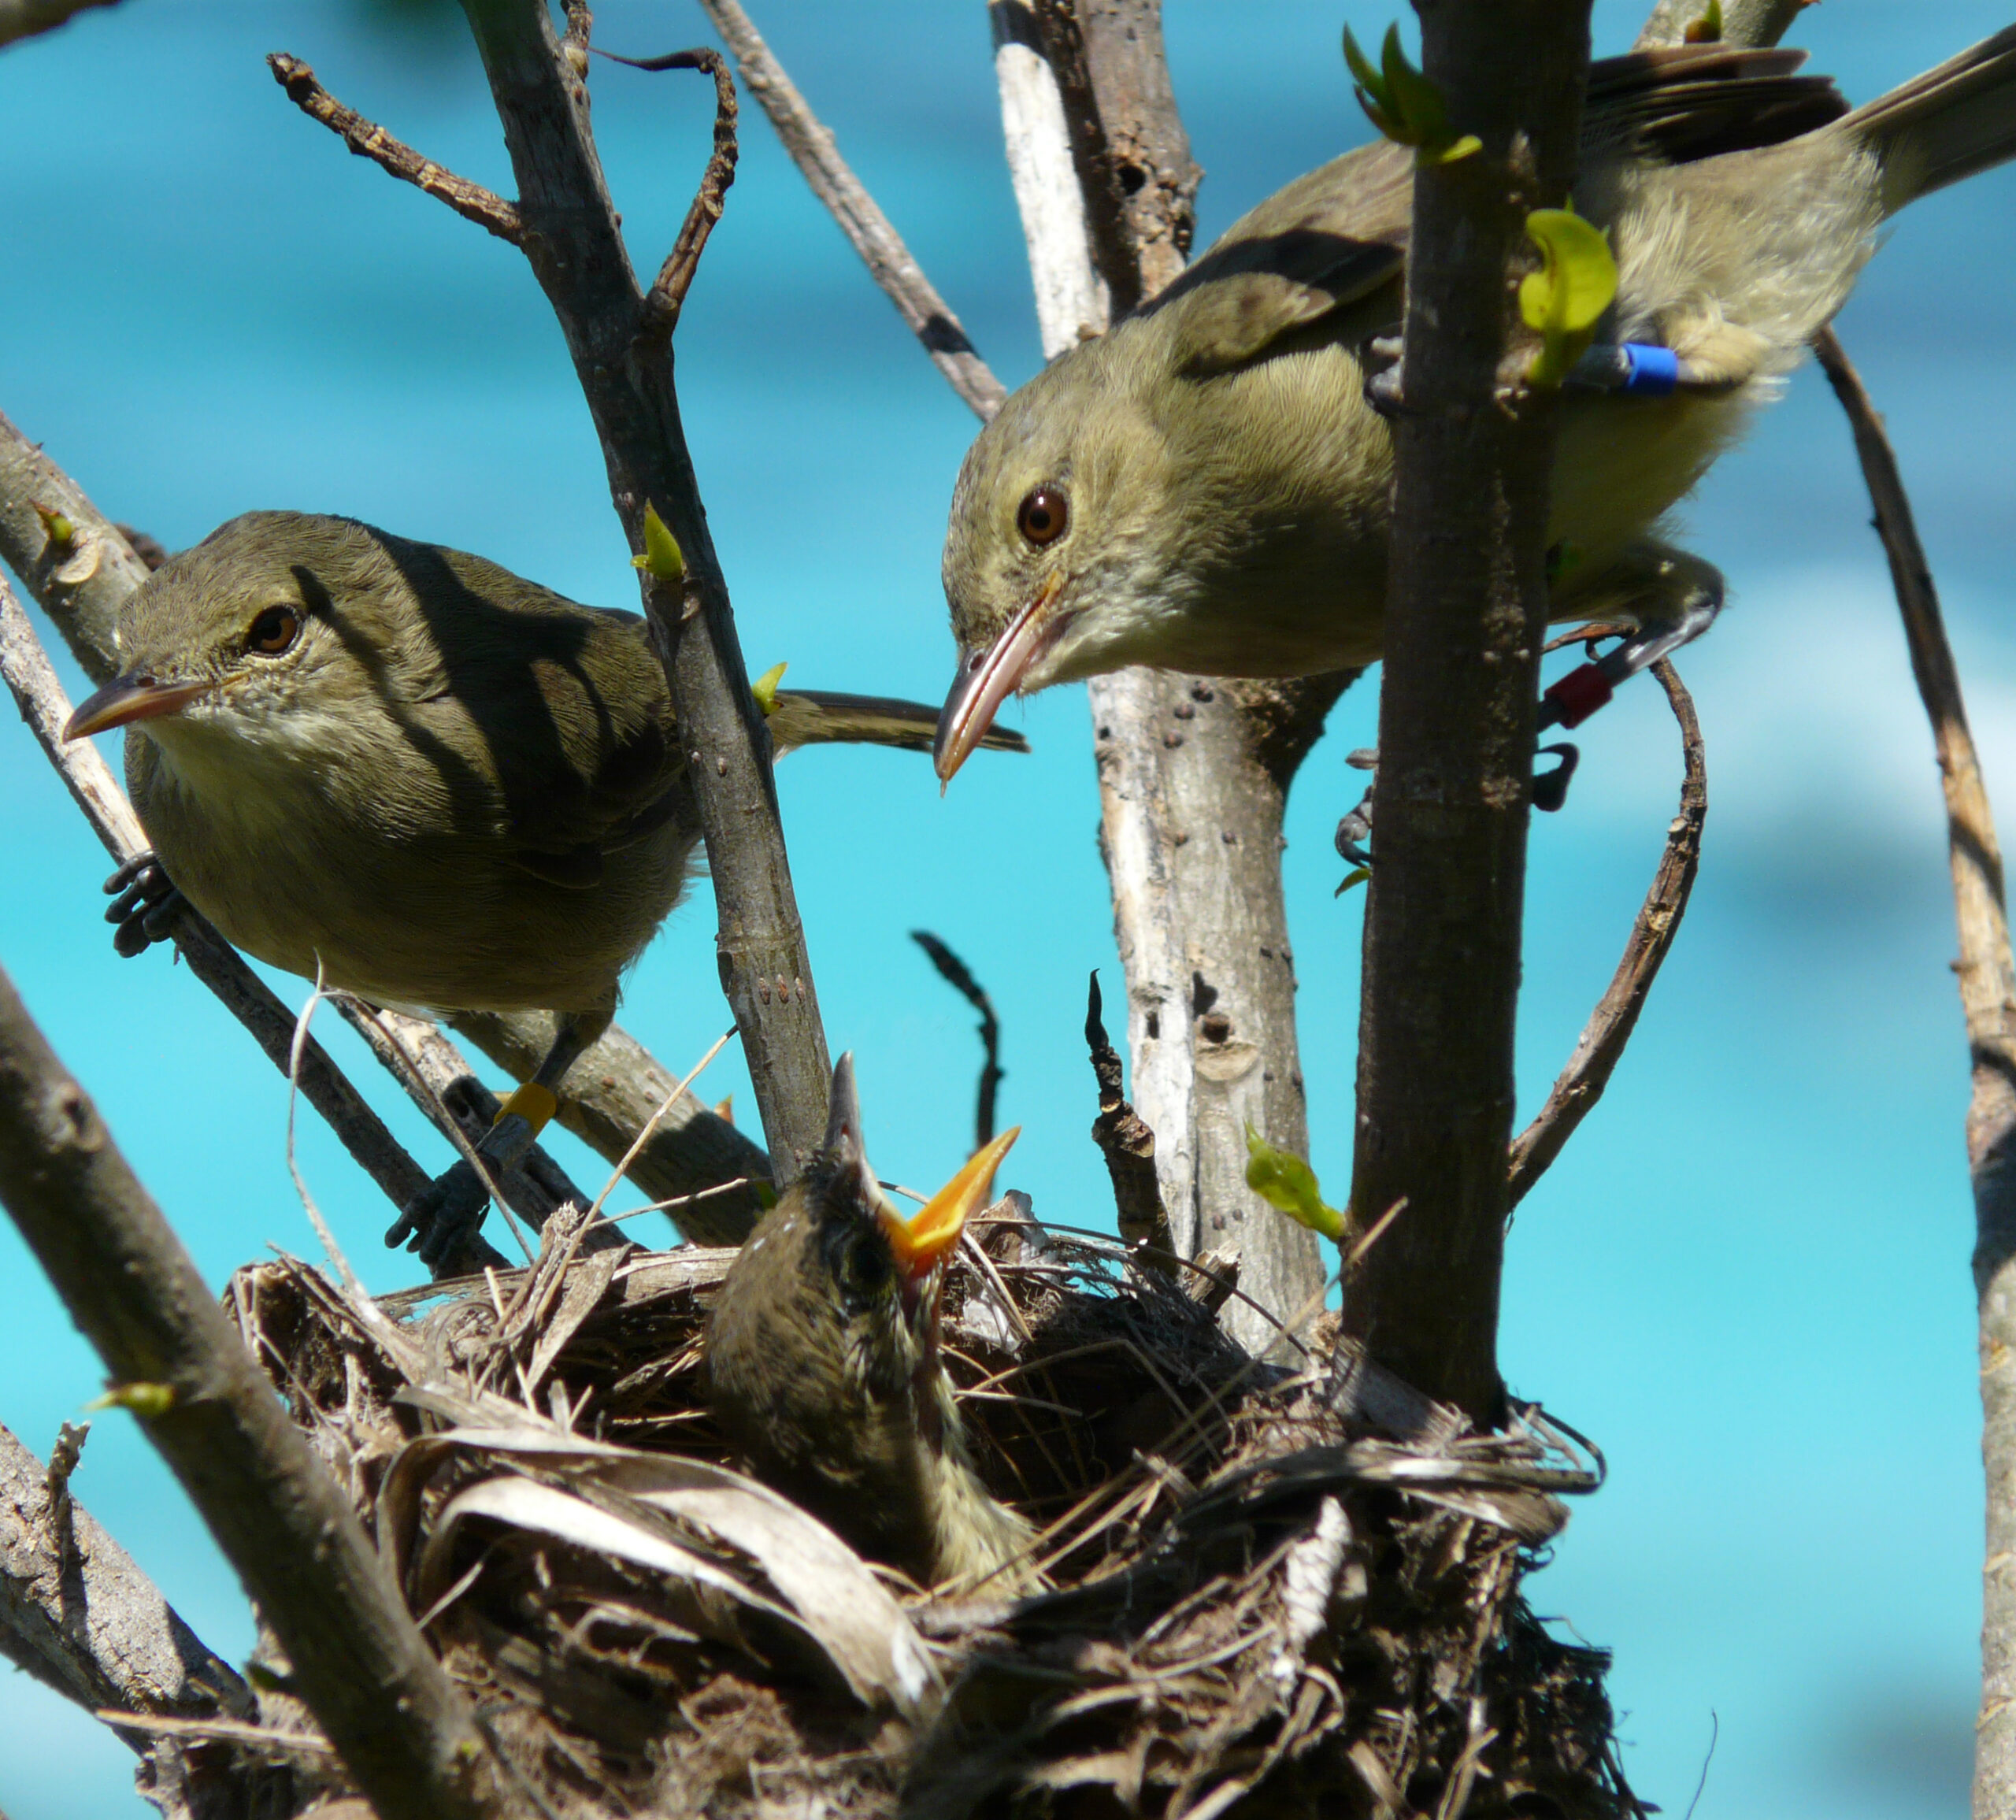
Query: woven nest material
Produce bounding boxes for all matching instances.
[216,1204,1638,1819]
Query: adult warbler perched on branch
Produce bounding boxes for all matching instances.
[934,27,2016,779]
[707,1054,1039,1595]
[62,512,1025,1262]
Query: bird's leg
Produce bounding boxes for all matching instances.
[1335,547,1720,880]
[1541,543,1724,733]
[102,851,187,958]
[386,1006,604,1271]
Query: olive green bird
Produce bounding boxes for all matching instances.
[708,1054,1040,1595]
[935,28,2016,777]
[62,512,1024,1263]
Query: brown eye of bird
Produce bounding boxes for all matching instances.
[1017,484,1069,547]
[246,606,301,656]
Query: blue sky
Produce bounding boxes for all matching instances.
[2,2,2011,1813]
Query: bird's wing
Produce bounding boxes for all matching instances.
[1140,139,1412,376]
[397,546,689,886]
[1584,45,1847,165]
[1136,47,1847,380]
[767,690,1030,757]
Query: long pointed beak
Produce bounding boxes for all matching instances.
[933,576,1064,787]
[64,673,209,740]
[879,1125,1021,1280]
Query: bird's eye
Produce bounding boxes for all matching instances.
[839,1233,891,1303]
[245,606,302,656]
[1016,484,1069,548]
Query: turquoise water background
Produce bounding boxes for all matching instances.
[2,2,2013,1813]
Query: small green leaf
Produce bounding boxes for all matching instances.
[1342,23,1382,95]
[750,661,788,717]
[1333,865,1371,899]
[84,1381,175,1417]
[1244,1123,1346,1242]
[1382,24,1449,142]
[34,503,74,547]
[1424,132,1481,165]
[632,502,686,583]
[1521,207,1618,389]
[1343,21,1475,166]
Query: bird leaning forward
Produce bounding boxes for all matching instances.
[61,511,1027,1265]
[933,26,2016,780]
[706,1053,1042,1596]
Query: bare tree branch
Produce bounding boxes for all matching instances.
[0,1421,250,1736]
[1083,970,1172,1264]
[1811,324,2016,1820]
[267,54,522,243]
[991,2,1332,1355]
[696,0,1006,420]
[609,47,739,343]
[0,969,515,1820]
[1507,658,1706,1209]
[458,0,832,1176]
[1344,2,1593,1423]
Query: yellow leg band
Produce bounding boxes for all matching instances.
[495,1082,559,1134]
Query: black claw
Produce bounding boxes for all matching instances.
[102,852,184,956]
[387,1159,493,1271]
[103,853,157,896]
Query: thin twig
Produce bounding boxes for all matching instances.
[465,0,832,1178]
[1506,658,1706,1209]
[910,930,1003,1150]
[1084,970,1173,1262]
[267,53,522,244]
[1813,324,2016,1818]
[585,1028,736,1223]
[600,47,739,343]
[695,0,1006,419]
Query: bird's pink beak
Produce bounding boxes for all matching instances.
[64,673,208,740]
[932,575,1065,787]
[879,1126,1021,1280]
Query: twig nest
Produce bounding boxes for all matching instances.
[224,1219,1629,1818]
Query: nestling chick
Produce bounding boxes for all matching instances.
[935,28,2016,777]
[62,512,1025,1262]
[707,1055,1040,1596]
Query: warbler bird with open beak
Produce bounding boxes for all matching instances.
[706,1055,1039,1596]
[63,512,1025,1264]
[933,28,2016,780]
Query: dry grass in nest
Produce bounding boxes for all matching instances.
[213,1205,1638,1818]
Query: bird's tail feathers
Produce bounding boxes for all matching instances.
[1844,24,2016,213]
[769,690,1030,757]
